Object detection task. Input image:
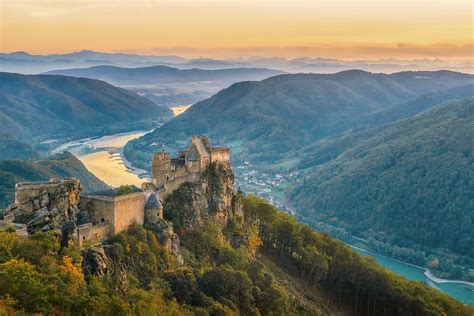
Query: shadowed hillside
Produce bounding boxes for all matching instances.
[289,98,474,264]
[0,72,173,142]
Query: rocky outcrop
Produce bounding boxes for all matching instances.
[82,243,129,292]
[2,178,82,235]
[82,243,109,279]
[148,219,184,265]
[164,162,243,231]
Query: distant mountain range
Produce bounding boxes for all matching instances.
[289,97,474,259]
[0,152,108,208]
[124,70,473,169]
[1,50,472,74]
[0,72,172,143]
[0,50,187,74]
[45,65,285,86]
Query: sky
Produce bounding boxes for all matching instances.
[1,0,473,60]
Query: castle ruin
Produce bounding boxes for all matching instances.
[1,135,229,248]
[150,135,230,199]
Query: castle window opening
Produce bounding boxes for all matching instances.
[166,174,169,181]
[100,217,105,223]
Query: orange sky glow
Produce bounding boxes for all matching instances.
[1,0,473,60]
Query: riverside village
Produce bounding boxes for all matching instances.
[0,135,232,251]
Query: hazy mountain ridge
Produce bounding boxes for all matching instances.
[45,65,285,85]
[1,50,472,74]
[0,72,173,143]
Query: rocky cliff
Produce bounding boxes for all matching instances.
[163,162,243,232]
[2,178,82,236]
[80,163,238,285]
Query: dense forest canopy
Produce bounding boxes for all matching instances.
[289,98,474,261]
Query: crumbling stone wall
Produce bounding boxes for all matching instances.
[211,148,230,164]
[77,222,109,247]
[4,178,82,234]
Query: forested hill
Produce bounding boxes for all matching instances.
[289,98,474,260]
[0,152,108,208]
[125,70,473,168]
[45,65,285,86]
[0,72,173,142]
[0,163,470,314]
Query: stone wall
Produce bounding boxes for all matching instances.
[211,148,230,164]
[145,207,162,224]
[77,222,109,247]
[152,152,171,185]
[186,159,201,173]
[114,192,145,234]
[79,195,115,230]
[14,178,81,216]
[152,152,189,185]
[80,192,145,235]
[163,173,200,199]
[6,178,82,234]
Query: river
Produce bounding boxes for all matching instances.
[53,105,191,187]
[53,131,150,187]
[353,247,474,305]
[52,110,473,305]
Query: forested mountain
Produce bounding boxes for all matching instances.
[0,135,40,160]
[0,152,108,208]
[0,72,172,142]
[45,65,284,86]
[0,163,470,315]
[289,98,474,261]
[125,70,473,169]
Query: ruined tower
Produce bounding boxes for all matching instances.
[150,135,230,198]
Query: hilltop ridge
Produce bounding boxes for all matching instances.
[125,70,473,168]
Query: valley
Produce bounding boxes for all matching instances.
[51,127,474,305]
[2,1,474,313]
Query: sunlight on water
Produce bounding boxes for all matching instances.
[171,105,191,116]
[56,131,149,188]
[79,151,144,187]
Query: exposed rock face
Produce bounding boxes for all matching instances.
[148,219,184,265]
[82,243,129,291]
[164,162,243,231]
[3,178,82,235]
[82,243,109,279]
